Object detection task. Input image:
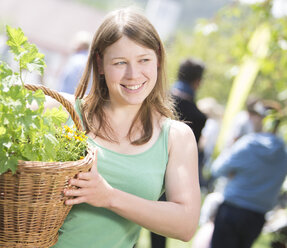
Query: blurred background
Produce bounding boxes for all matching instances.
[1,0,287,247]
[0,0,238,89]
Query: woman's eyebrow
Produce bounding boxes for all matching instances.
[137,53,152,57]
[111,56,126,60]
[111,53,152,60]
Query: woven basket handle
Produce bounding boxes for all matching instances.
[24,84,83,131]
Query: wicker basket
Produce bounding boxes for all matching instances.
[0,84,94,248]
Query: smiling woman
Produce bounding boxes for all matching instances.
[51,7,201,248]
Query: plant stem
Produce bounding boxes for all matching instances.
[19,62,24,87]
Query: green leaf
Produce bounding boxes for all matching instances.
[22,144,39,161]
[3,141,13,149]
[26,58,46,75]
[43,106,68,126]
[20,43,46,75]
[0,62,13,81]
[7,157,18,174]
[6,26,27,56]
[0,157,18,174]
[0,62,20,92]
[6,25,46,78]
[42,133,59,161]
[0,126,6,135]
[8,84,24,101]
[29,89,46,107]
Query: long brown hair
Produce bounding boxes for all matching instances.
[75,7,175,145]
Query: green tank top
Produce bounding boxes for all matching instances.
[53,100,171,248]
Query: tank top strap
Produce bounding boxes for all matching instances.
[74,98,82,114]
[162,118,172,138]
[66,98,84,128]
[75,98,84,125]
[160,118,173,157]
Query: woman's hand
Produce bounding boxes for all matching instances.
[64,154,114,207]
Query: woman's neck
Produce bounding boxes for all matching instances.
[106,100,142,119]
[103,103,142,141]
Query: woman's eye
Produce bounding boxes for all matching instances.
[114,61,126,65]
[140,59,149,63]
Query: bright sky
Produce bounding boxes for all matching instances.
[239,0,287,18]
[239,0,265,3]
[271,0,287,18]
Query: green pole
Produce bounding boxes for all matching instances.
[214,23,271,156]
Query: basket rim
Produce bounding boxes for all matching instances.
[15,150,94,172]
[24,83,83,131]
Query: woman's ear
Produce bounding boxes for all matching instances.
[96,52,104,74]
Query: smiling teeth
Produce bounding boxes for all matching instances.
[125,84,143,90]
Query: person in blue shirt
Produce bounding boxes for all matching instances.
[59,31,91,94]
[210,100,287,248]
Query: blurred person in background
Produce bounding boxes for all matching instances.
[191,98,224,248]
[210,100,287,248]
[191,192,223,248]
[58,31,91,94]
[171,58,207,188]
[226,96,261,146]
[150,58,207,248]
[197,97,224,179]
[171,58,207,144]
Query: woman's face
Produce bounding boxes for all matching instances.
[101,36,158,107]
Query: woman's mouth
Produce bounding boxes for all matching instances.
[121,82,145,91]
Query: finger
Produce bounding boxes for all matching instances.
[77,171,93,180]
[64,188,86,197]
[65,196,86,205]
[69,178,90,188]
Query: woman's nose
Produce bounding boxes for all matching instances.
[125,63,140,79]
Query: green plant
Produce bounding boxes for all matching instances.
[0,26,87,174]
[56,125,88,162]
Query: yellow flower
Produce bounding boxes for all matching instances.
[64,134,71,140]
[80,133,87,139]
[64,125,73,134]
[74,135,83,141]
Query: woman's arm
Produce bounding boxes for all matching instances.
[65,121,201,242]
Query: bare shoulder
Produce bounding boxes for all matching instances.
[169,120,195,140]
[168,120,197,151]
